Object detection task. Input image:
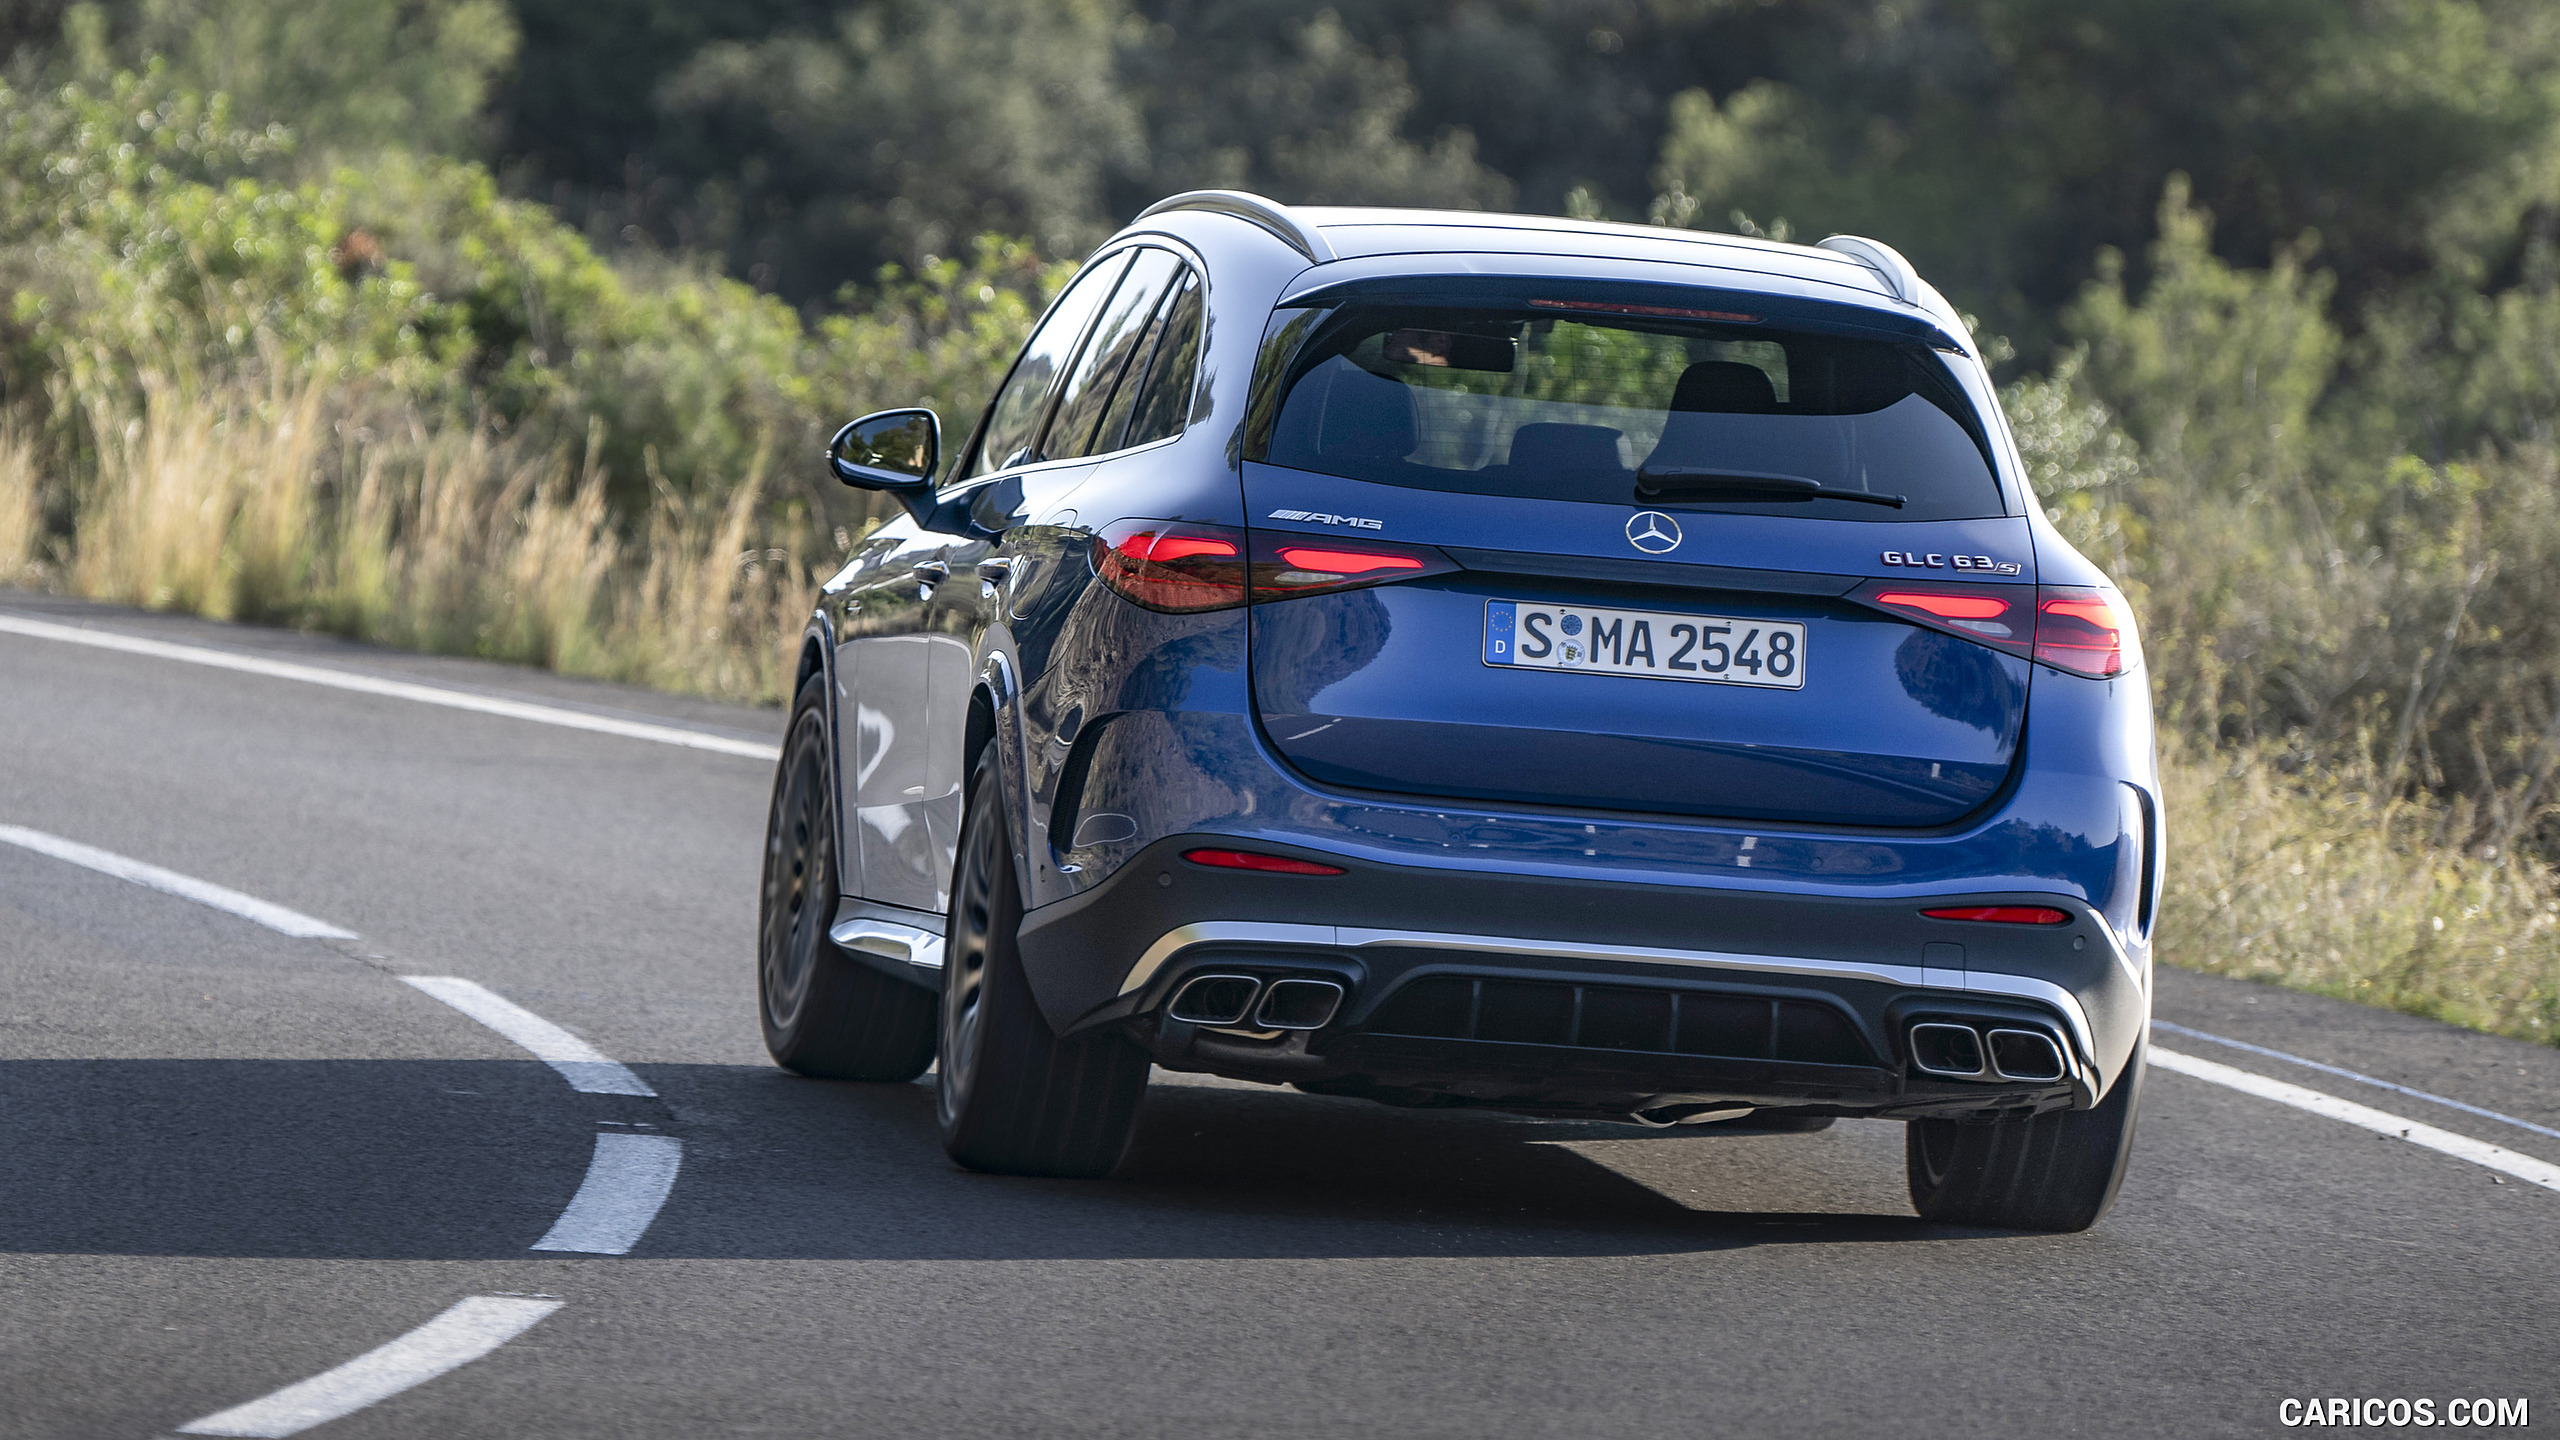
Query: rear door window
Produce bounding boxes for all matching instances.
[1043,248,1182,462]
[1250,294,2004,521]
[966,250,1134,477]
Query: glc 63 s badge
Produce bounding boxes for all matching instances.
[1883,549,2023,576]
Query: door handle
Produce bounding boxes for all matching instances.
[911,560,950,584]
[978,559,1014,587]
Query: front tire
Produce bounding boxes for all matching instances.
[937,750,1150,1177]
[1905,1041,2145,1232]
[758,673,938,1081]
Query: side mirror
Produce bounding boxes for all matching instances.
[828,409,940,491]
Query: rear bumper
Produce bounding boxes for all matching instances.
[1017,834,2148,1119]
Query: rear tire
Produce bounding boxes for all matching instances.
[758,674,938,1081]
[937,750,1150,1178]
[1906,1040,2144,1232]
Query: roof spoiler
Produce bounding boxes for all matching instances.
[1135,190,1336,264]
[1819,234,1974,357]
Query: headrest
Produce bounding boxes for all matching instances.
[1316,361,1418,459]
[1504,423,1626,474]
[1669,360,1779,414]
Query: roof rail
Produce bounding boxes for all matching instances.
[1135,190,1335,264]
[1816,235,1920,307]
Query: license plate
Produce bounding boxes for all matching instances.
[1482,600,1806,690]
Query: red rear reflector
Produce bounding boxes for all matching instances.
[1181,848,1346,876]
[2033,587,2139,679]
[1273,546,1426,575]
[1921,905,2072,925]
[1874,591,2012,621]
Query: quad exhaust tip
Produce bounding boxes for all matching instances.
[1255,977,1345,1030]
[1168,974,1262,1026]
[1909,1022,2068,1083]
[1167,974,1346,1031]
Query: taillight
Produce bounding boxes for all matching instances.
[1249,532,1456,601]
[1853,579,2140,677]
[1092,520,1249,613]
[1181,847,1346,875]
[1921,905,2072,925]
[1872,589,2020,637]
[2033,586,2140,679]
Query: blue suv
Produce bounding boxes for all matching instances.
[759,193,2157,1231]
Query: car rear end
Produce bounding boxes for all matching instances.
[1019,243,2156,1137]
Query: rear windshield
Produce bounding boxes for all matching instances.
[1249,297,2005,521]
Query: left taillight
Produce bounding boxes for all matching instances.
[1249,533,1456,601]
[1092,520,1249,613]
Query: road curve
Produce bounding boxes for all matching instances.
[2,589,2554,1439]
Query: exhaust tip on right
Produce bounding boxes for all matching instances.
[1254,978,1344,1031]
[1986,1027,2066,1082]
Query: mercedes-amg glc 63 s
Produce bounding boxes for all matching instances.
[758,193,2157,1231]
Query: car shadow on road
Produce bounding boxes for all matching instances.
[639,1063,1998,1262]
[0,1057,2009,1260]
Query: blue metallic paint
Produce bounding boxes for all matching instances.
[804,202,2161,1107]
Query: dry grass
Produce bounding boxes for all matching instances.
[2161,741,2560,1044]
[26,377,820,705]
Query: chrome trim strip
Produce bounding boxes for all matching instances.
[1116,921,1335,996]
[1116,920,2101,1068]
[830,915,947,972]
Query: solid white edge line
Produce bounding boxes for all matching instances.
[531,1132,684,1254]
[174,1295,562,1438]
[2152,1018,2560,1142]
[2151,1046,2560,1194]
[0,613,778,761]
[400,976,656,1096]
[0,824,356,939]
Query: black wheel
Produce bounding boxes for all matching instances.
[937,749,1150,1177]
[758,673,938,1080]
[1906,1040,2145,1232]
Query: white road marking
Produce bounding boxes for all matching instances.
[174,1295,562,1437]
[2152,1046,2560,1193]
[0,612,778,760]
[401,976,656,1096]
[0,825,355,939]
[532,1132,685,1254]
[2152,1018,2560,1142]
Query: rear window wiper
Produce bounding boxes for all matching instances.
[1636,466,1907,509]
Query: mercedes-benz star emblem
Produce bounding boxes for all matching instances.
[1625,510,1682,554]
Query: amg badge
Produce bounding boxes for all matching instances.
[1268,509,1383,530]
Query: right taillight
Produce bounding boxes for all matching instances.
[1853,579,2140,678]
[2032,585,2140,679]
[1092,519,1249,613]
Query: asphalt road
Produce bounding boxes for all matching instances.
[2,589,2554,1439]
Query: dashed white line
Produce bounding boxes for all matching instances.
[0,612,778,760]
[401,976,657,1096]
[0,825,355,939]
[174,1296,562,1437]
[532,1132,686,1254]
[2152,1046,2560,1193]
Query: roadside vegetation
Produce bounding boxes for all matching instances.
[3,1,2559,1044]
